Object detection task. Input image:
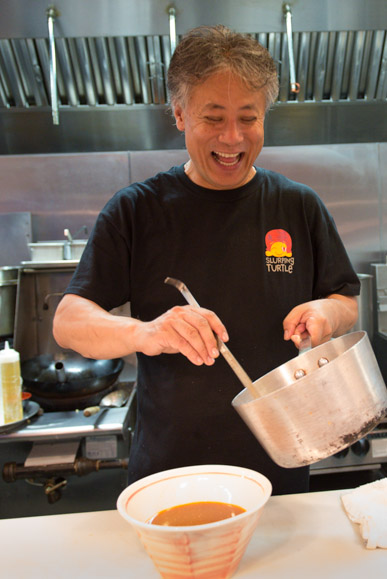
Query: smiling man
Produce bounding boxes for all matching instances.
[174,71,266,190]
[53,26,359,495]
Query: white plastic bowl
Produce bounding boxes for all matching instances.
[117,464,272,579]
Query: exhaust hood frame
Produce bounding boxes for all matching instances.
[0,101,384,155]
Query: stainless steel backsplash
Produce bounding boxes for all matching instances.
[0,143,386,273]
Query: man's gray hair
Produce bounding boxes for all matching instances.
[167,25,279,112]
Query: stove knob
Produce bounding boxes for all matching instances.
[334,448,349,458]
[351,438,370,456]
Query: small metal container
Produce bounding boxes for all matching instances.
[0,267,19,337]
[354,273,374,338]
[28,240,87,262]
[232,331,387,468]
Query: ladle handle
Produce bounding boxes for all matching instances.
[215,337,257,396]
[164,277,257,397]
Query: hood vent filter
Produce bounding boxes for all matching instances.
[0,29,385,110]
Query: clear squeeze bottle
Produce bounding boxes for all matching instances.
[0,342,23,425]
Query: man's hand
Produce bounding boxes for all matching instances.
[283,294,358,348]
[135,305,229,366]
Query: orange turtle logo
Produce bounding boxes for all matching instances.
[265,229,292,257]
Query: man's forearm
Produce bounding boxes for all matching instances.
[326,294,358,336]
[53,294,143,359]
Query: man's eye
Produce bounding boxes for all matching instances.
[205,116,223,122]
[241,117,257,123]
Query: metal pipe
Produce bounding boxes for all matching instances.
[47,7,60,124]
[283,3,300,94]
[168,6,177,55]
[2,457,129,482]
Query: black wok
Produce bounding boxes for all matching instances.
[21,353,124,400]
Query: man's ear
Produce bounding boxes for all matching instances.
[173,103,185,132]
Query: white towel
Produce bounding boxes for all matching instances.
[341,478,387,549]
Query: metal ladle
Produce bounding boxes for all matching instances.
[164,277,258,398]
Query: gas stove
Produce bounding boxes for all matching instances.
[0,385,136,518]
[310,417,387,475]
[0,403,134,444]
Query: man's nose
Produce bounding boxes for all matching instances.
[218,120,243,144]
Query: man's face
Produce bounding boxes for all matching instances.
[174,70,266,190]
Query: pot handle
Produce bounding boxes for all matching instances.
[83,406,100,417]
[54,362,67,382]
[293,335,330,380]
[293,334,312,380]
[291,333,312,355]
[298,335,312,355]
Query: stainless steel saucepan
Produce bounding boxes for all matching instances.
[232,331,387,468]
[165,277,387,468]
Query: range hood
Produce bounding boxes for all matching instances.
[0,0,386,153]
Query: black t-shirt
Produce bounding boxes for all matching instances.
[66,164,360,494]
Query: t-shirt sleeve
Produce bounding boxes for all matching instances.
[64,197,132,312]
[306,192,360,299]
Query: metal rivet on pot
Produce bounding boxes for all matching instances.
[294,369,306,380]
[318,357,329,367]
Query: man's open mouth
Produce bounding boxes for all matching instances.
[212,151,242,166]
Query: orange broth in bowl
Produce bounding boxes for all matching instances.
[147,501,246,526]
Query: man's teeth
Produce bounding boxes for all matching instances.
[213,152,241,166]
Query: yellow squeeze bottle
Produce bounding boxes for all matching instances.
[0,342,23,425]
